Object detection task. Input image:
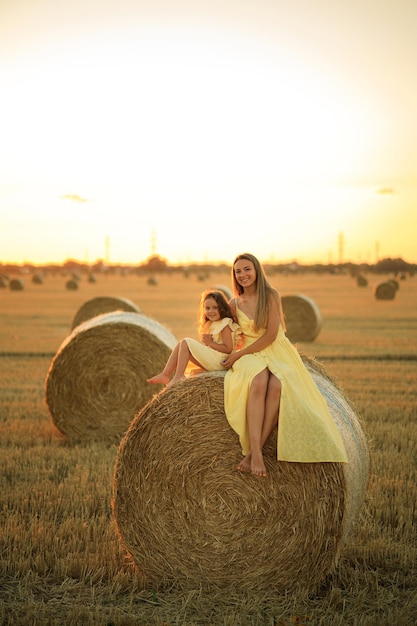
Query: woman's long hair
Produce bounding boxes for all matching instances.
[231,252,286,331]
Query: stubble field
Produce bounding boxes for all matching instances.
[1,267,416,625]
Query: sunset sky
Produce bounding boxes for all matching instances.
[1,0,416,266]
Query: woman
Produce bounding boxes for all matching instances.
[222,253,347,476]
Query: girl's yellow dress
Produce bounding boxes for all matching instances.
[224,305,347,463]
[185,317,242,372]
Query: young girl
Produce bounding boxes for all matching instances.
[222,252,347,476]
[147,289,242,387]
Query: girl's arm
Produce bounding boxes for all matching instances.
[222,296,280,367]
[202,326,233,354]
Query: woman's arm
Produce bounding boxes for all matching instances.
[222,296,280,367]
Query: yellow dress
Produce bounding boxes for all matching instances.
[185,317,242,372]
[224,306,347,463]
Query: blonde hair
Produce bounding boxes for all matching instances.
[231,253,286,332]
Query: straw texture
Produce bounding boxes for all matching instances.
[282,293,322,342]
[45,311,177,442]
[112,359,369,593]
[70,296,142,330]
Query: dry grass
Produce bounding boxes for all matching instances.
[1,268,417,624]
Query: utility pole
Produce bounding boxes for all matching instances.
[150,229,157,256]
[105,236,110,265]
[338,232,344,265]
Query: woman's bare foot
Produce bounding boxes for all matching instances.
[251,450,267,477]
[147,373,170,385]
[237,452,252,473]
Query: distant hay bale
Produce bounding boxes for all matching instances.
[386,278,399,291]
[9,278,24,291]
[88,273,97,283]
[66,279,79,291]
[356,275,368,287]
[32,273,44,284]
[213,284,233,301]
[112,360,369,593]
[45,312,177,442]
[0,276,9,288]
[281,294,322,342]
[70,296,142,330]
[147,276,158,286]
[373,281,396,300]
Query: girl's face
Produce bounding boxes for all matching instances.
[234,258,257,289]
[203,297,221,321]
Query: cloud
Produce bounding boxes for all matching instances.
[375,187,396,195]
[61,194,89,203]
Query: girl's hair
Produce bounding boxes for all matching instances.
[198,290,233,331]
[231,252,286,331]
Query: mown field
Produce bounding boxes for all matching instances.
[1,268,416,625]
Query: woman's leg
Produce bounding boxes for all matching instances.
[237,369,269,476]
[261,373,281,447]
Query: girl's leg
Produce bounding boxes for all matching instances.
[169,339,193,385]
[147,342,180,384]
[237,369,269,476]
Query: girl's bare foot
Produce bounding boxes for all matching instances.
[251,450,267,477]
[237,452,252,473]
[167,375,186,386]
[147,373,170,385]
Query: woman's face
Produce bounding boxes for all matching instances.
[234,258,257,289]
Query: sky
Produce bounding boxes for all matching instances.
[1,0,416,266]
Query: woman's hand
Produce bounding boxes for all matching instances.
[222,352,240,369]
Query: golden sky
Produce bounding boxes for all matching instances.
[1,0,416,265]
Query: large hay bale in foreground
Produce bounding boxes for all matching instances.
[373,281,396,300]
[282,293,322,342]
[70,296,142,330]
[112,361,369,593]
[45,312,177,442]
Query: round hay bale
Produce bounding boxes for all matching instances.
[66,279,79,291]
[112,360,369,593]
[281,293,322,343]
[356,274,368,287]
[386,278,399,291]
[147,276,158,286]
[45,312,177,442]
[9,278,24,291]
[373,281,396,300]
[32,273,44,284]
[213,284,233,301]
[0,275,9,288]
[88,273,97,283]
[70,296,142,330]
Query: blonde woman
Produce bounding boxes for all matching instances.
[222,253,347,476]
